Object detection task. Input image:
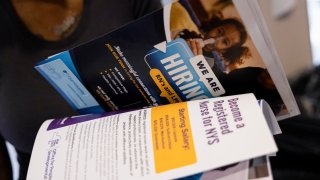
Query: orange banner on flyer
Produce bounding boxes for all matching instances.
[151,102,196,173]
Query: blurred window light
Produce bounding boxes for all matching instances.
[307,0,320,65]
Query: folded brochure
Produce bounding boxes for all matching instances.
[27,93,277,180]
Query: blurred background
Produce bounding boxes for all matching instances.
[258,0,314,79]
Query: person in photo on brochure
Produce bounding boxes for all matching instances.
[181,18,250,72]
[170,1,251,72]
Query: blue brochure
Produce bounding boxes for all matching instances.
[35,0,295,119]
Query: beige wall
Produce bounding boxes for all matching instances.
[257,0,313,79]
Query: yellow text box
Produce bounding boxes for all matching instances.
[151,102,196,173]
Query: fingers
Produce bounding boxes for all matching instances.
[195,39,203,55]
[186,39,203,55]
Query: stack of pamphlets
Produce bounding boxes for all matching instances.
[29,0,300,179]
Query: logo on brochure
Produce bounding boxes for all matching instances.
[48,132,61,149]
[144,38,225,103]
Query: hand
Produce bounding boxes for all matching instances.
[186,39,203,55]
